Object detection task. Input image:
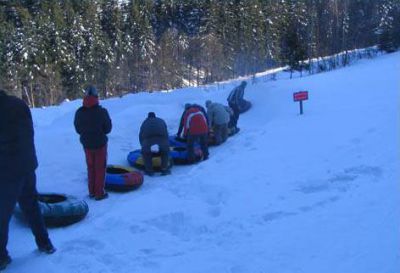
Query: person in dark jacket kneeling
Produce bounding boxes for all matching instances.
[0,89,55,271]
[139,112,170,176]
[74,85,112,201]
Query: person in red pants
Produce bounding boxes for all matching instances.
[74,85,112,200]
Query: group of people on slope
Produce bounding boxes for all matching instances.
[0,80,247,270]
[142,80,248,176]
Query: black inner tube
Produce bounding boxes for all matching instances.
[38,194,67,204]
[107,167,131,174]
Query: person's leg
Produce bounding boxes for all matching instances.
[93,145,107,198]
[84,148,95,196]
[233,105,240,127]
[199,134,209,159]
[229,103,240,128]
[0,176,20,260]
[141,141,153,174]
[18,172,52,249]
[228,115,235,129]
[159,139,170,171]
[186,134,195,162]
[221,123,229,143]
[213,124,222,145]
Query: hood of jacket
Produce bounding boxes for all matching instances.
[83,95,99,108]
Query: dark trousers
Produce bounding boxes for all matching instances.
[84,145,107,198]
[228,102,240,128]
[0,171,50,259]
[187,133,209,161]
[141,138,170,171]
[213,124,229,145]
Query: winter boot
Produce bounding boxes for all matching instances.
[38,242,56,254]
[161,169,171,176]
[0,255,11,270]
[94,192,109,201]
[144,170,154,177]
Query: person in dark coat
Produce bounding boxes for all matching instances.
[227,81,247,129]
[139,112,170,176]
[74,85,112,201]
[0,89,55,271]
[177,104,209,162]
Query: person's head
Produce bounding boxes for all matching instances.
[184,103,191,109]
[240,81,247,87]
[85,85,98,97]
[205,100,212,108]
[148,112,156,118]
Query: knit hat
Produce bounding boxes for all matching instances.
[148,112,156,118]
[85,85,98,97]
[241,81,247,87]
[205,100,212,108]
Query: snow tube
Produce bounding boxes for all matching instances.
[16,193,89,227]
[127,149,173,171]
[239,100,252,113]
[168,135,190,148]
[105,165,144,192]
[169,135,206,148]
[169,146,203,164]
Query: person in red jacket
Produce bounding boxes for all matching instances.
[177,104,209,162]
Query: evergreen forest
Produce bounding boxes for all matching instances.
[0,0,399,106]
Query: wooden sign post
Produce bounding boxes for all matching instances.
[293,91,309,115]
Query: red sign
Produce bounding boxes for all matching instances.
[293,91,309,102]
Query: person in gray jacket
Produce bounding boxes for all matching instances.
[139,112,170,176]
[205,100,230,145]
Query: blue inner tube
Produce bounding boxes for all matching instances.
[127,149,173,171]
[168,135,188,147]
[169,146,203,164]
[105,165,144,192]
[169,135,201,148]
[16,193,89,227]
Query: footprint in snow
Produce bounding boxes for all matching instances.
[299,196,340,212]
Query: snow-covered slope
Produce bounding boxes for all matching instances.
[6,52,400,273]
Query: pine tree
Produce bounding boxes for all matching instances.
[124,0,156,92]
[279,0,308,78]
[377,0,397,53]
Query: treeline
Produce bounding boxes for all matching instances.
[0,0,399,106]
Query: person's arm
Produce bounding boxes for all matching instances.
[238,86,244,101]
[139,123,144,145]
[162,120,169,138]
[73,110,81,134]
[207,108,213,127]
[201,106,210,126]
[177,111,185,136]
[234,87,241,105]
[103,109,112,134]
[16,101,35,159]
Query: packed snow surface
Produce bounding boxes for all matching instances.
[6,52,400,273]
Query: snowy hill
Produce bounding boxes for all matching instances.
[6,52,400,273]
